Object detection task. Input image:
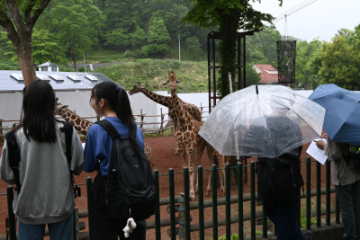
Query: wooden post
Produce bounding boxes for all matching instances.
[140,109,144,131]
[0,119,3,142]
[160,108,164,136]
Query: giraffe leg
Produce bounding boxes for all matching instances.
[205,143,214,196]
[186,145,197,200]
[215,153,226,196]
[195,136,206,194]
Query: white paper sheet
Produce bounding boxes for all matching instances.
[82,143,86,149]
[306,138,328,165]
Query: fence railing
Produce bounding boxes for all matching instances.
[1,156,340,240]
[0,105,211,140]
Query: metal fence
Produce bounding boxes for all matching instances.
[2,156,340,240]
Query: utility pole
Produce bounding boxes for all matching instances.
[178,35,181,61]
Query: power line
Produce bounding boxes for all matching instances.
[274,0,311,19]
[273,0,319,24]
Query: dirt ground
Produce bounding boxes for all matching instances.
[0,136,335,239]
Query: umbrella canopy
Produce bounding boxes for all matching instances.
[199,85,325,158]
[308,84,360,146]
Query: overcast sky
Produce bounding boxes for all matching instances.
[251,0,360,42]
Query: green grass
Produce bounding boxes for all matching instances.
[94,58,209,93]
[79,50,133,64]
[143,128,174,138]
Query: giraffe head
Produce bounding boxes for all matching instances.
[162,71,181,91]
[129,82,145,95]
[54,98,69,116]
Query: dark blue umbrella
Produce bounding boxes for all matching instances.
[309,84,360,146]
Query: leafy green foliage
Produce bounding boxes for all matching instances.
[294,39,321,90]
[247,26,282,67]
[182,0,281,98]
[36,0,105,70]
[317,33,360,90]
[246,63,262,86]
[0,28,67,65]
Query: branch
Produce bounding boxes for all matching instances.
[6,0,26,34]
[24,0,38,22]
[28,0,52,27]
[0,9,20,45]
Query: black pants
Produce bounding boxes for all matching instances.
[89,207,146,240]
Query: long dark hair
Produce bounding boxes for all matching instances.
[92,82,135,124]
[17,80,58,143]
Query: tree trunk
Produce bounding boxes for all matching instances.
[72,54,77,72]
[218,10,239,98]
[14,33,36,86]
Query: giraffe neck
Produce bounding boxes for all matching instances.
[59,109,93,135]
[170,89,187,129]
[140,88,171,107]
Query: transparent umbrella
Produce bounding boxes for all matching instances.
[199,85,326,158]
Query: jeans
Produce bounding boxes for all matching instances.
[263,196,304,240]
[89,206,146,240]
[18,211,74,240]
[335,180,360,240]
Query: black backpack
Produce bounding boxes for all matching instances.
[343,145,360,169]
[256,147,304,202]
[89,120,156,221]
[5,122,81,197]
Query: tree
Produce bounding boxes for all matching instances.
[317,35,360,90]
[183,0,282,98]
[37,0,104,71]
[142,15,171,57]
[1,28,66,66]
[246,26,282,67]
[295,39,321,90]
[0,0,52,85]
[246,63,261,86]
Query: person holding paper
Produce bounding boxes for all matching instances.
[316,134,360,240]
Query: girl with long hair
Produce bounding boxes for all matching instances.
[0,80,84,240]
[84,81,146,240]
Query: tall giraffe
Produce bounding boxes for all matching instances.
[162,71,228,198]
[129,83,202,128]
[54,100,153,166]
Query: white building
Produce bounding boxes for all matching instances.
[38,62,60,72]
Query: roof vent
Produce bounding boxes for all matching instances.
[49,74,64,81]
[67,75,81,82]
[85,74,98,81]
[36,74,50,81]
[10,73,24,81]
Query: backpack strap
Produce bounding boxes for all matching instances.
[60,122,81,198]
[129,121,137,139]
[96,120,122,139]
[5,131,21,194]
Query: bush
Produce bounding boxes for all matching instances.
[171,60,181,70]
[124,50,133,58]
[78,67,85,72]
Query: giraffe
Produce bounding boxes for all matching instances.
[162,71,228,198]
[54,99,153,166]
[128,83,202,128]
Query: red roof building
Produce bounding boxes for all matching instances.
[253,64,278,85]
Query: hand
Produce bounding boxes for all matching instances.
[316,140,326,150]
[321,132,327,139]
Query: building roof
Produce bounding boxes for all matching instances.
[38,62,60,67]
[254,64,278,83]
[0,71,117,92]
